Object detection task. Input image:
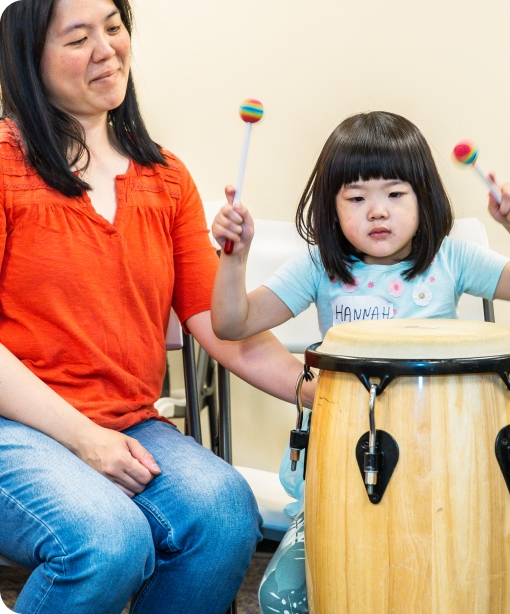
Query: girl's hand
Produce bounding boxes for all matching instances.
[488,176,510,233]
[74,425,161,498]
[211,185,254,254]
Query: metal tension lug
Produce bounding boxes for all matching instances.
[363,448,381,491]
[495,425,510,495]
[290,366,314,474]
[289,429,309,471]
[355,430,399,504]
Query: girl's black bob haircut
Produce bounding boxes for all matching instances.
[0,0,166,197]
[296,111,453,284]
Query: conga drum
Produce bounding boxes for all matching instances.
[303,319,510,613]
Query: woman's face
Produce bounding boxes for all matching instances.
[40,0,131,122]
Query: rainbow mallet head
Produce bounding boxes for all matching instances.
[452,141,479,166]
[239,99,264,124]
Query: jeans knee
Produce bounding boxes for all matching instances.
[200,464,260,543]
[229,471,262,549]
[102,512,153,578]
[162,461,261,558]
[67,502,155,591]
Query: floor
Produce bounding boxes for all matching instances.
[0,546,274,614]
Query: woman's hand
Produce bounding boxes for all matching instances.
[0,342,161,498]
[488,177,510,233]
[74,425,161,498]
[211,185,254,255]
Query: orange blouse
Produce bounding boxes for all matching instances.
[0,121,218,431]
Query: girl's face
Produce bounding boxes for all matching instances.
[40,0,130,123]
[336,178,419,265]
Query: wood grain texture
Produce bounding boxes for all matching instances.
[305,371,510,613]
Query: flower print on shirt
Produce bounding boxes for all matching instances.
[413,285,432,306]
[368,281,374,288]
[387,278,405,298]
[341,276,361,293]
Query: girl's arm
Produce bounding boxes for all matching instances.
[488,181,510,233]
[494,263,510,300]
[211,185,293,340]
[187,309,316,408]
[0,343,161,497]
[489,182,510,300]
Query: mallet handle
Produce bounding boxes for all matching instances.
[224,123,252,255]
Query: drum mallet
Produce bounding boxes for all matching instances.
[223,99,264,255]
[452,141,502,203]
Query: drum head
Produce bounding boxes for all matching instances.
[318,318,510,360]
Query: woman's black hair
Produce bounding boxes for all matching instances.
[296,111,453,284]
[0,0,166,197]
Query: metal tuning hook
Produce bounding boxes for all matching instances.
[289,366,314,473]
[365,384,378,495]
[355,382,399,504]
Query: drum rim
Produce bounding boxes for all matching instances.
[305,342,510,395]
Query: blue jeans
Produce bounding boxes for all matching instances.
[0,417,262,614]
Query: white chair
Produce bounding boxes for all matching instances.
[202,204,496,541]
[451,217,494,322]
[153,309,187,419]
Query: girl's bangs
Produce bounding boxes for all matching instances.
[336,140,416,187]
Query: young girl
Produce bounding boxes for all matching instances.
[211,111,510,613]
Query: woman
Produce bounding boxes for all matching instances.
[0,1,315,612]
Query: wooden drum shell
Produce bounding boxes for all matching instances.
[305,369,510,613]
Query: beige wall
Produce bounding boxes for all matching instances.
[132,0,510,471]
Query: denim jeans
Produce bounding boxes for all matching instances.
[0,417,262,614]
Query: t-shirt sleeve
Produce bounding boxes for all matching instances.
[167,156,219,325]
[262,248,321,316]
[444,237,509,300]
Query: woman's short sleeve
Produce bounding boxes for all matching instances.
[0,144,7,273]
[167,155,219,325]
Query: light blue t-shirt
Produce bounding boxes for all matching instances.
[267,236,509,507]
[264,236,509,340]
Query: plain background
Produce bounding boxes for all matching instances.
[130,0,510,472]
